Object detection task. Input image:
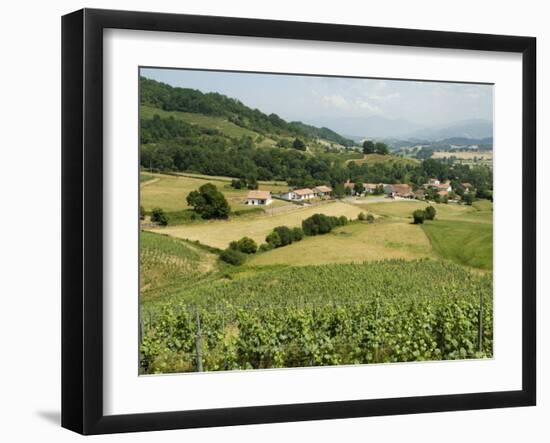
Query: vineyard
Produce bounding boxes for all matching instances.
[140,259,493,374]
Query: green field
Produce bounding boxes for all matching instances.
[347,153,420,167]
[422,220,493,270]
[140,172,290,212]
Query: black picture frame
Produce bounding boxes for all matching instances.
[62,8,536,435]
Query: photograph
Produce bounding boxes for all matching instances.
[138,67,494,375]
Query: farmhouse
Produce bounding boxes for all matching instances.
[282,188,315,201]
[461,182,473,193]
[427,178,440,186]
[344,180,355,191]
[424,179,452,192]
[313,185,333,197]
[363,183,379,194]
[245,190,273,206]
[391,184,414,198]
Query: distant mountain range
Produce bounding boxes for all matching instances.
[314,115,493,142]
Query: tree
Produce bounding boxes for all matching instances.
[139,205,146,221]
[463,192,475,205]
[338,215,349,226]
[273,226,293,246]
[358,212,366,221]
[186,183,230,219]
[412,209,426,224]
[265,231,282,248]
[231,237,258,254]
[292,138,306,151]
[302,213,335,236]
[374,142,389,155]
[291,227,304,242]
[354,182,365,195]
[362,140,375,154]
[150,207,168,226]
[374,184,385,195]
[220,248,246,265]
[424,206,436,220]
[333,183,345,199]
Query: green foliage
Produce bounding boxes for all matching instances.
[291,227,304,242]
[302,213,336,236]
[140,260,493,373]
[362,140,375,154]
[220,248,247,266]
[358,212,366,221]
[273,226,293,246]
[366,213,375,223]
[265,231,282,248]
[412,209,426,224]
[140,205,146,221]
[232,237,258,254]
[186,183,230,219]
[292,138,306,151]
[354,182,365,195]
[425,206,436,221]
[150,207,168,226]
[374,142,390,155]
[463,193,475,205]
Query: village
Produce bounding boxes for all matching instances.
[245,178,475,206]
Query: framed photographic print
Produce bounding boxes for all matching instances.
[61,8,536,435]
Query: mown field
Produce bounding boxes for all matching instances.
[347,153,420,166]
[150,200,363,249]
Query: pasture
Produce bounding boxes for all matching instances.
[149,201,363,249]
[422,220,493,270]
[249,220,435,266]
[140,172,290,212]
[347,153,419,166]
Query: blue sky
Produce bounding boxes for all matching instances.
[140,67,493,134]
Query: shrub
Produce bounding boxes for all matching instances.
[220,248,246,265]
[302,213,336,236]
[139,205,146,221]
[412,209,426,224]
[291,227,304,242]
[338,215,349,226]
[150,207,168,226]
[258,243,273,252]
[366,214,375,223]
[358,212,366,221]
[266,231,282,248]
[463,193,475,205]
[273,226,293,246]
[424,206,436,221]
[236,237,258,254]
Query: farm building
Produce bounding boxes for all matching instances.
[427,178,440,186]
[391,184,414,198]
[363,183,379,194]
[313,185,333,197]
[245,190,273,206]
[344,180,355,191]
[461,182,473,193]
[282,188,315,201]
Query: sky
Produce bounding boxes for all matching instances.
[140,67,493,136]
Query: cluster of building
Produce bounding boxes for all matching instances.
[245,185,333,206]
[244,179,475,206]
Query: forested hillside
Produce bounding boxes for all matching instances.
[139,77,493,192]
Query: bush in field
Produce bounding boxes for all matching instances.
[366,213,375,224]
[273,226,293,246]
[302,213,334,236]
[291,227,304,242]
[358,212,366,221]
[258,243,273,252]
[140,205,146,221]
[338,215,349,226]
[150,207,168,226]
[412,209,426,224]
[187,183,230,219]
[220,248,246,265]
[266,231,282,248]
[230,237,258,254]
[424,206,436,221]
[463,193,475,205]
